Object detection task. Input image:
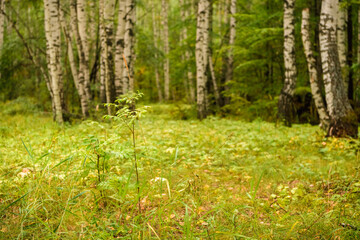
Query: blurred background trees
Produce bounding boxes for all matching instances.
[1,0,360,135]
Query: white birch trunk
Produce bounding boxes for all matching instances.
[183,0,195,103]
[99,0,106,102]
[77,0,91,101]
[162,0,170,101]
[336,0,348,91]
[122,0,135,93]
[114,0,126,97]
[301,8,330,130]
[180,0,190,102]
[278,0,297,126]
[63,4,89,117]
[44,0,63,123]
[152,4,163,101]
[320,0,357,137]
[225,0,236,94]
[196,0,210,120]
[104,0,115,112]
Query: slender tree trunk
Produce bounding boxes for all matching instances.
[99,0,106,102]
[224,0,236,104]
[209,55,221,107]
[320,0,358,138]
[347,5,353,100]
[207,2,221,107]
[196,0,210,120]
[278,0,297,126]
[152,3,163,101]
[114,0,126,97]
[88,0,98,75]
[105,0,115,103]
[122,0,135,93]
[77,0,91,101]
[62,5,89,117]
[180,0,196,103]
[161,0,170,101]
[301,8,330,130]
[44,0,63,123]
[180,0,190,102]
[221,0,230,105]
[100,0,115,114]
[337,0,348,91]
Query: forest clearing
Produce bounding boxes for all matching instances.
[0,101,360,239]
[1,0,360,239]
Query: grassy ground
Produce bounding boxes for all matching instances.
[0,102,360,239]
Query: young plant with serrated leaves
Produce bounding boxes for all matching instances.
[104,91,150,214]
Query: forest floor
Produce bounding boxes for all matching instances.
[0,102,360,239]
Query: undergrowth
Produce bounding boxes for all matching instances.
[0,101,359,239]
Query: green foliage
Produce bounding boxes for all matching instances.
[0,97,44,115]
[0,104,360,238]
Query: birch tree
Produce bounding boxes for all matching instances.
[180,0,195,103]
[336,0,348,91]
[278,0,297,126]
[320,0,358,137]
[64,2,89,117]
[99,0,106,102]
[207,2,221,107]
[301,8,329,130]
[162,0,170,101]
[196,0,210,120]
[122,0,135,93]
[44,0,63,123]
[152,2,163,101]
[114,0,126,96]
[224,0,236,104]
[77,0,91,100]
[104,0,115,106]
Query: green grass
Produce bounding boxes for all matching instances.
[0,103,360,239]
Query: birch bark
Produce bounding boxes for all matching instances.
[152,3,163,101]
[278,0,297,126]
[77,0,91,100]
[114,0,126,96]
[65,3,89,117]
[99,0,106,102]
[196,0,210,120]
[225,0,236,99]
[44,0,63,123]
[122,0,135,93]
[301,8,329,130]
[336,0,348,91]
[207,2,221,107]
[320,0,358,137]
[104,0,115,111]
[162,0,170,101]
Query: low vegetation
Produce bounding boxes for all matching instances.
[0,99,359,239]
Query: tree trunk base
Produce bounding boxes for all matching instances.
[327,113,358,138]
[278,91,295,127]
